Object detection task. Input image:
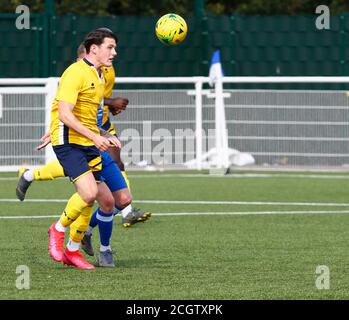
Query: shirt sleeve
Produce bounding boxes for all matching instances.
[56,64,83,105]
[104,66,115,99]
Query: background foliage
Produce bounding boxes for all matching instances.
[1,0,349,16]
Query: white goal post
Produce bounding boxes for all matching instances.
[1,76,349,172]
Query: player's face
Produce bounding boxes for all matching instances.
[96,37,117,67]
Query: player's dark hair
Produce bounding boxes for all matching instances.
[83,28,117,53]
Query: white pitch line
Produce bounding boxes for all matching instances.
[0,215,60,219]
[2,173,349,180]
[136,200,349,207]
[0,199,66,202]
[1,210,349,220]
[154,210,349,216]
[126,173,349,180]
[2,198,349,207]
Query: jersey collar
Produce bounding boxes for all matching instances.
[83,58,102,79]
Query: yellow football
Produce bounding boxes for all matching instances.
[155,13,188,45]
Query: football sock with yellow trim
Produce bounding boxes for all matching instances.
[33,160,65,180]
[69,205,94,242]
[59,192,89,228]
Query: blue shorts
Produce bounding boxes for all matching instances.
[53,144,102,182]
[101,152,127,192]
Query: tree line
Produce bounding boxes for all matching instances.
[1,0,349,15]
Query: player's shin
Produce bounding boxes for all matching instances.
[69,205,93,243]
[96,209,114,251]
[59,192,90,228]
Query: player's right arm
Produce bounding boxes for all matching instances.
[58,101,121,151]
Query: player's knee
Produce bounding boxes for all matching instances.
[80,189,98,205]
[83,197,95,206]
[100,195,115,213]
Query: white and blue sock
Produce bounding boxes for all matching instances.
[89,209,99,229]
[115,204,132,218]
[96,208,114,247]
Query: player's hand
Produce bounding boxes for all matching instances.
[36,131,51,150]
[92,134,111,152]
[107,97,129,116]
[93,134,120,152]
[107,135,122,149]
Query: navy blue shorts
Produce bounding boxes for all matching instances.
[53,144,102,182]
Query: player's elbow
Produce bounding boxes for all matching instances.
[58,109,71,125]
[58,112,66,123]
[57,101,74,124]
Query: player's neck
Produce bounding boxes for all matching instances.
[84,55,102,72]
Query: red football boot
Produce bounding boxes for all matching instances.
[63,248,95,270]
[62,254,73,266]
[48,223,65,262]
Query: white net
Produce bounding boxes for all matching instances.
[222,90,349,167]
[111,89,197,168]
[0,92,46,169]
[2,77,349,171]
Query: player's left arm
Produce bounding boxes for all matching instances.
[103,66,127,116]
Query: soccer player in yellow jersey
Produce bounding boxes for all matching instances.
[47,28,121,269]
[16,39,149,266]
[78,43,152,225]
[17,43,151,227]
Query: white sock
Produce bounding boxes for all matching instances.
[67,240,80,252]
[100,245,111,252]
[121,204,132,218]
[85,226,93,236]
[55,221,66,232]
[23,169,34,182]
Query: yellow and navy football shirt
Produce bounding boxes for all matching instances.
[101,66,115,125]
[101,66,117,135]
[50,58,105,146]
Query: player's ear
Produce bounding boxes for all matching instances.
[90,43,98,54]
